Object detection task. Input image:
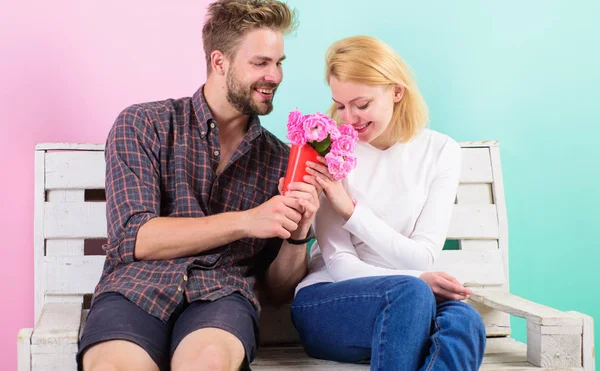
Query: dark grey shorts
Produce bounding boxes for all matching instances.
[77,292,259,371]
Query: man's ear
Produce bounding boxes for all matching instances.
[393,84,405,103]
[211,50,228,75]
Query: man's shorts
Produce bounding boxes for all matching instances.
[77,292,259,371]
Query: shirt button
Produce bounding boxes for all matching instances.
[201,130,206,136]
[177,286,182,292]
[183,274,188,281]
[214,150,220,156]
[210,122,216,129]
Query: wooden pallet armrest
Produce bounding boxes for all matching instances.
[18,328,34,371]
[470,290,588,369]
[30,302,83,369]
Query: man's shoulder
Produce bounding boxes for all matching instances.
[257,127,290,156]
[117,96,191,122]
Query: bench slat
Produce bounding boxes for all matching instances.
[461,148,493,183]
[44,202,500,240]
[45,151,105,190]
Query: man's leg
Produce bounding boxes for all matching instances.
[170,293,259,371]
[78,292,172,371]
[82,340,159,371]
[171,328,245,371]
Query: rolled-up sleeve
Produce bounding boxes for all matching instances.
[103,105,161,264]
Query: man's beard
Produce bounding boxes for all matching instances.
[226,68,277,116]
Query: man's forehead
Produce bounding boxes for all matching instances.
[236,28,284,58]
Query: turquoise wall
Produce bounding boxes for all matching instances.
[260,0,600,364]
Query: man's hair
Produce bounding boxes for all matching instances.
[202,0,298,72]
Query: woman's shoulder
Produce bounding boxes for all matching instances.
[413,129,460,156]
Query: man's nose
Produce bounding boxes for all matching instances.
[264,66,282,84]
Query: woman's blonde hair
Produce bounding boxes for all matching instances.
[325,36,429,143]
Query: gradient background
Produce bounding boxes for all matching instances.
[1,1,598,369]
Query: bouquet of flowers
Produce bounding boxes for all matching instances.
[283,109,358,191]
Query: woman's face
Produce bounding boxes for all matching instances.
[329,76,403,150]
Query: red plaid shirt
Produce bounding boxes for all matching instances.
[95,86,289,321]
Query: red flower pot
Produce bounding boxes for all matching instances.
[283,144,320,192]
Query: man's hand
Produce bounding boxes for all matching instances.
[420,272,472,302]
[280,178,320,238]
[244,196,302,239]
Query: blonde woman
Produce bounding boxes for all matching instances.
[291,36,486,370]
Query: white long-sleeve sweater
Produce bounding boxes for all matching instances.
[295,129,462,294]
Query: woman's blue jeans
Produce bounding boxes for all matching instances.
[291,276,486,371]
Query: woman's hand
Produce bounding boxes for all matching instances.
[420,272,472,302]
[304,156,355,221]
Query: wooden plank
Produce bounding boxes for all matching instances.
[460,148,493,183]
[527,324,581,368]
[459,141,499,148]
[44,201,505,242]
[260,304,299,345]
[32,303,82,346]
[45,240,85,256]
[254,338,581,370]
[469,291,583,326]
[17,328,33,371]
[433,249,506,286]
[46,190,85,203]
[44,202,107,239]
[45,151,105,190]
[489,146,510,288]
[45,256,105,295]
[447,205,499,239]
[36,143,105,151]
[34,150,45,324]
[460,240,499,251]
[457,183,493,204]
[467,298,511,337]
[31,347,77,371]
[567,311,595,371]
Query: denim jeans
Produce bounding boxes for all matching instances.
[291,276,486,371]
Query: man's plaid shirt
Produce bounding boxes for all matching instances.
[94,86,289,321]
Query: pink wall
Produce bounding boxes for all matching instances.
[0,1,211,368]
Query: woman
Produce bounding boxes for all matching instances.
[291,36,486,371]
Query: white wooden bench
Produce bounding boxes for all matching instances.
[18,141,595,371]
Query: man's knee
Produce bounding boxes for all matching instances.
[81,340,159,371]
[84,363,119,371]
[172,328,245,371]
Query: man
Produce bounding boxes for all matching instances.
[77,1,316,370]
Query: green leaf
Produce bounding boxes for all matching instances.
[313,136,332,155]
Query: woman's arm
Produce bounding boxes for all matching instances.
[342,140,462,270]
[315,193,422,281]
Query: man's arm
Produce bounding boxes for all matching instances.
[135,198,303,260]
[259,227,310,304]
[104,106,303,263]
[259,181,320,304]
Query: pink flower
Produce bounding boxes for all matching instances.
[330,135,356,156]
[342,155,357,174]
[287,109,304,133]
[286,109,306,146]
[288,130,306,146]
[302,114,329,142]
[329,126,341,141]
[325,153,344,177]
[338,124,358,140]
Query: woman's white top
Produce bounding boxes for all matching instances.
[295,129,462,295]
